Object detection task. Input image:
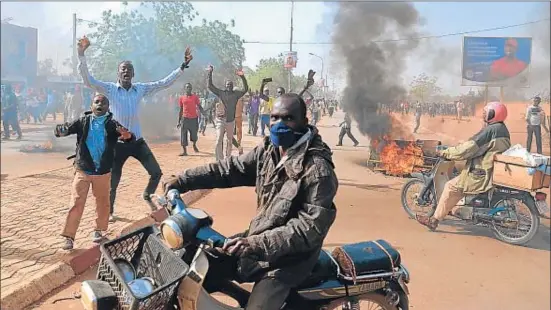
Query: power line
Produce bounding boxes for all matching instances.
[243,18,550,45]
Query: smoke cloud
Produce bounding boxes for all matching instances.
[332,2,422,139]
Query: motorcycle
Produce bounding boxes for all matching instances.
[80,189,411,310]
[401,152,545,245]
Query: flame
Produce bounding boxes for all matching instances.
[371,137,424,176]
[20,140,54,153]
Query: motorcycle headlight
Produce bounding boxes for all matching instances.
[160,219,185,250]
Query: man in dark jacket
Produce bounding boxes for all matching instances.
[55,94,133,250]
[163,93,338,309]
[337,112,359,146]
[2,84,22,140]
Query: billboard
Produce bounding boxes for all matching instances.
[0,23,38,82]
[461,36,532,88]
[284,51,298,69]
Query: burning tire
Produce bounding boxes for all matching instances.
[401,178,436,219]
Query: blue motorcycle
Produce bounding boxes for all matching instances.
[401,153,543,245]
[157,189,410,310]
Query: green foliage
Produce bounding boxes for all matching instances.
[83,1,245,92]
[409,73,441,102]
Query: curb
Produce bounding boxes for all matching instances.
[1,189,212,310]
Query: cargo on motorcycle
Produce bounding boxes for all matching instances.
[402,101,549,245]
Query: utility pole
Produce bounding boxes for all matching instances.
[288,1,294,91]
[72,13,77,76]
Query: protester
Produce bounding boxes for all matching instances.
[177,83,203,156]
[526,96,550,154]
[456,99,464,122]
[55,94,134,250]
[76,36,193,221]
[66,85,84,122]
[233,97,244,155]
[1,84,22,140]
[258,87,273,136]
[248,90,260,136]
[162,93,337,310]
[413,101,422,133]
[337,112,359,147]
[207,65,249,160]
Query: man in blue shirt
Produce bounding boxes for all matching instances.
[77,36,193,221]
[54,94,134,250]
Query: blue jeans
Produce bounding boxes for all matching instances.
[260,114,270,136]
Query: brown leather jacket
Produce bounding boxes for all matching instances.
[176,126,338,285]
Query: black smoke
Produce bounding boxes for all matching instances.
[332,2,422,139]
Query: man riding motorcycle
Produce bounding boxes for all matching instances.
[163,93,338,310]
[416,101,511,230]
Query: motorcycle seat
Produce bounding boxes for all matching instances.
[296,250,339,289]
[331,240,401,283]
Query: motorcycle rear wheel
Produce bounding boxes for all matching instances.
[327,292,400,310]
[401,178,436,219]
[491,197,540,245]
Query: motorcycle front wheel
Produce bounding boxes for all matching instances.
[491,197,540,245]
[401,178,436,219]
[327,292,402,310]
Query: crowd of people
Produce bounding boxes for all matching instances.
[1,34,549,308]
[0,84,94,139]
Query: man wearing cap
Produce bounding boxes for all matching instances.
[490,38,528,80]
[526,96,549,154]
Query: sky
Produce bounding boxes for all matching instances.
[1,1,549,94]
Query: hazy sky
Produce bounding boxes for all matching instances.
[1,1,549,93]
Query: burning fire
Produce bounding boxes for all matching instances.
[370,137,424,176]
[20,140,54,153]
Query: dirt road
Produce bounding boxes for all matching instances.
[28,111,551,310]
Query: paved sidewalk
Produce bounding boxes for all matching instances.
[0,131,237,302]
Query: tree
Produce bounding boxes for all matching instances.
[37,58,58,76]
[409,73,441,102]
[84,1,246,92]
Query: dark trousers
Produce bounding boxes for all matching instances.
[527,125,543,154]
[260,114,270,136]
[109,139,162,214]
[180,117,199,147]
[204,253,291,310]
[248,113,259,136]
[338,127,358,145]
[2,112,22,137]
[414,116,421,133]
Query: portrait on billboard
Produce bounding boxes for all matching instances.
[462,36,532,87]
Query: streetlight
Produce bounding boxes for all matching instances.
[309,52,325,98]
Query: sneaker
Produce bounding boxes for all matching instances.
[62,237,74,250]
[92,231,103,243]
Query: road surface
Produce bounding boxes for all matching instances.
[26,111,551,310]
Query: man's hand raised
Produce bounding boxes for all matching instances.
[77,36,90,56]
[305,69,316,89]
[236,69,245,77]
[181,47,193,69]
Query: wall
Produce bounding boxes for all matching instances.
[0,23,38,83]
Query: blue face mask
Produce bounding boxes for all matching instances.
[270,121,304,148]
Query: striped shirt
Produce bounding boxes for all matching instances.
[78,55,183,138]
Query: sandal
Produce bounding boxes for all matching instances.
[416,214,439,231]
